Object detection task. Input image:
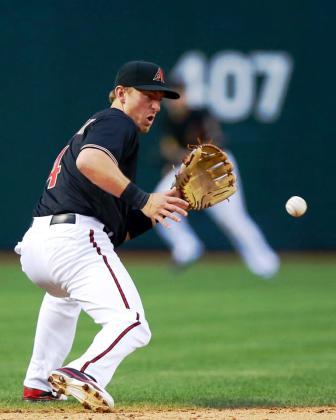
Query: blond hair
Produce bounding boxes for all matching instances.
[108,89,116,104]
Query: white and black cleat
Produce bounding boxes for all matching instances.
[48,367,114,413]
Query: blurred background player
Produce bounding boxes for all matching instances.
[154,79,280,278]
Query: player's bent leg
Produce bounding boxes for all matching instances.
[48,222,151,409]
[65,310,151,388]
[24,293,81,394]
[49,293,150,410]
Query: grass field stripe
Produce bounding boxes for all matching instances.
[89,229,130,309]
[3,258,336,408]
[80,321,141,372]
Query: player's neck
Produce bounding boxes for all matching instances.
[111,101,124,113]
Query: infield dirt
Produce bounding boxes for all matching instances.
[1,407,336,420]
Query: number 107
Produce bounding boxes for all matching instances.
[172,50,293,123]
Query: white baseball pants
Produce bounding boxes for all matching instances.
[155,152,280,278]
[15,215,151,391]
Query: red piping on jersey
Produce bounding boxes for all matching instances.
[80,319,141,372]
[89,229,130,309]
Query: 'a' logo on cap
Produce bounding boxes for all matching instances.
[153,67,165,83]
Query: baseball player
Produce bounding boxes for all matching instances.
[155,80,280,278]
[15,61,188,412]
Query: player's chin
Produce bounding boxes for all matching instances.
[139,124,151,134]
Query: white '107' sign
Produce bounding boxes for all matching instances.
[171,50,293,123]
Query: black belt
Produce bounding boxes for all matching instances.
[49,213,113,238]
[50,213,76,225]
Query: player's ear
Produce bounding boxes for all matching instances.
[115,85,127,103]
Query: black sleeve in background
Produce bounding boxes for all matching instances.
[126,209,153,240]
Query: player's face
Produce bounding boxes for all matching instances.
[124,88,164,133]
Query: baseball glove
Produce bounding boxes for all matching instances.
[175,143,236,210]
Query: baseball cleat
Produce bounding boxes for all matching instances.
[23,386,67,402]
[48,367,114,412]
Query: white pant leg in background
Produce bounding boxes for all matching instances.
[207,152,279,278]
[16,215,151,389]
[154,169,204,265]
[24,294,81,391]
[154,155,279,277]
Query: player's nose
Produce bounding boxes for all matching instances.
[152,100,161,112]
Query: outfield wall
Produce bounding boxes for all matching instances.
[1,1,335,250]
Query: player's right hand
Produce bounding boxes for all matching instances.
[141,187,189,228]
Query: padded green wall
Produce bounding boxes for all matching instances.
[1,1,335,250]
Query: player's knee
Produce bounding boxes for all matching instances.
[137,320,151,347]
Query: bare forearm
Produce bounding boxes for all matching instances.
[76,148,189,228]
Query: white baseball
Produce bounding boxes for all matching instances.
[285,196,307,217]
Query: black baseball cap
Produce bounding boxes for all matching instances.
[114,61,180,99]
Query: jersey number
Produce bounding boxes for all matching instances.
[47,145,69,189]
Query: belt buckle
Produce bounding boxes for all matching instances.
[50,214,76,225]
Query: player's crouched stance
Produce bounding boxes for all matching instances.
[16,61,188,412]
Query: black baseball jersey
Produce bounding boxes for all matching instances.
[163,108,225,163]
[34,108,151,246]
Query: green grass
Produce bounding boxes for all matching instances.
[1,254,336,408]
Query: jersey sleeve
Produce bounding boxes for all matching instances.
[126,209,153,240]
[81,117,135,164]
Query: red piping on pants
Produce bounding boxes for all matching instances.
[80,320,141,372]
[89,229,130,309]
